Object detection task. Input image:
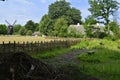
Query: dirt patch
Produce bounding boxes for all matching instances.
[44,49,89,65]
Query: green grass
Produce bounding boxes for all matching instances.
[30,48,71,59]
[72,39,120,80]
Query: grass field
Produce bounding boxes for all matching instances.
[0,36,69,44]
[71,39,120,80]
[0,35,80,44]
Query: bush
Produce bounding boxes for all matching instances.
[19,27,27,35]
[104,35,118,41]
[26,30,33,36]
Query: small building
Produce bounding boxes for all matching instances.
[32,32,41,37]
[68,23,86,35]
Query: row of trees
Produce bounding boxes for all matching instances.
[0,20,39,36]
[0,0,120,39]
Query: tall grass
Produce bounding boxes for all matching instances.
[30,48,71,59]
[72,39,120,80]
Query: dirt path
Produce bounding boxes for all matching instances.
[43,49,99,80]
[44,49,89,65]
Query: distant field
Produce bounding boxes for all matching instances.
[0,35,80,44]
[0,36,63,44]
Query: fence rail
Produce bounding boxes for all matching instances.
[0,40,80,54]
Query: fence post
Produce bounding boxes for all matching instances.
[23,42,25,53]
[26,41,30,52]
[2,41,5,53]
[8,41,11,53]
[13,41,16,53]
[17,42,20,52]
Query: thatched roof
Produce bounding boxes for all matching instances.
[68,23,85,35]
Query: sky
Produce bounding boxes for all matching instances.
[0,0,119,25]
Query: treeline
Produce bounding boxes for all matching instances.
[0,20,39,36]
[0,0,120,39]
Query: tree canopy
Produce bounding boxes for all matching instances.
[39,14,53,36]
[39,0,82,37]
[48,0,81,24]
[24,20,38,32]
[48,0,70,19]
[88,0,119,25]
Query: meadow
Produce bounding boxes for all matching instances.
[0,36,81,44]
[71,39,120,80]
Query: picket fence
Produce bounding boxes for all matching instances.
[0,40,80,54]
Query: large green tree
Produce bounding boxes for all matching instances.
[14,24,22,34]
[84,16,98,38]
[40,0,82,37]
[24,20,38,32]
[48,0,81,24]
[108,21,120,38]
[65,7,82,24]
[88,0,119,33]
[53,17,68,37]
[19,27,27,35]
[39,14,53,36]
[48,0,70,19]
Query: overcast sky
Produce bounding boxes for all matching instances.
[0,0,119,25]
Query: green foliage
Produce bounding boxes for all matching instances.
[25,20,38,32]
[0,24,7,35]
[39,14,53,36]
[88,0,120,34]
[19,27,27,35]
[48,0,81,24]
[73,39,120,80]
[31,48,70,59]
[48,0,70,19]
[65,7,82,24]
[84,16,100,38]
[39,0,82,37]
[26,30,33,36]
[88,0,119,25]
[108,21,120,39]
[53,17,68,37]
[13,24,22,34]
[84,16,97,25]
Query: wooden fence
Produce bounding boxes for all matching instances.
[0,40,80,54]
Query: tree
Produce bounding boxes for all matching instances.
[88,0,119,33]
[65,7,82,25]
[24,20,37,32]
[108,21,120,38]
[39,14,54,36]
[53,17,68,37]
[48,0,81,25]
[19,27,27,35]
[40,0,82,37]
[0,24,7,35]
[26,30,33,36]
[48,0,70,19]
[84,16,98,38]
[34,23,39,31]
[14,24,22,34]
